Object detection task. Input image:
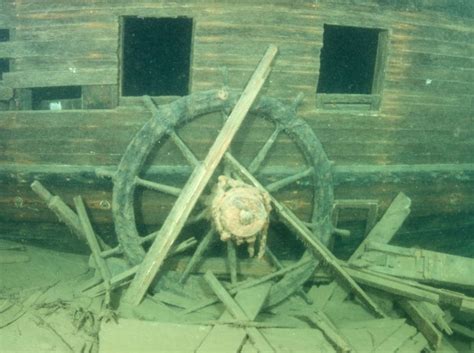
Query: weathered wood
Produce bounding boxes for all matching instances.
[179,229,216,284]
[395,332,429,353]
[74,196,112,286]
[350,192,411,262]
[307,193,411,311]
[99,320,211,353]
[227,241,238,285]
[265,247,312,304]
[2,68,117,88]
[265,255,317,307]
[359,241,474,289]
[181,258,313,315]
[30,180,111,250]
[203,271,275,353]
[307,311,353,353]
[343,266,474,315]
[399,299,443,349]
[83,238,198,297]
[0,38,117,59]
[198,278,269,353]
[4,163,474,187]
[449,322,474,340]
[123,45,278,305]
[374,324,418,353]
[225,153,386,318]
[31,180,86,242]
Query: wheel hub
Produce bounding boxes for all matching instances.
[211,175,271,257]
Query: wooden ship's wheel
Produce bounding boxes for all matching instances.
[112,89,334,297]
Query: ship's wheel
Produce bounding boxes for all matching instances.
[112,89,333,298]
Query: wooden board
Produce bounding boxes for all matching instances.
[100,320,337,353]
[100,320,210,353]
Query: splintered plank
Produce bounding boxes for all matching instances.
[196,280,273,353]
[307,311,352,353]
[123,45,278,306]
[399,299,443,349]
[359,241,474,289]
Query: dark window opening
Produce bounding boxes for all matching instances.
[121,16,193,97]
[317,25,382,94]
[31,86,82,110]
[0,29,10,80]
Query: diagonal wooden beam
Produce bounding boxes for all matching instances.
[225,152,386,318]
[122,45,278,305]
[200,271,275,353]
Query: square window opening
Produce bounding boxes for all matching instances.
[317,25,385,95]
[121,16,193,97]
[31,86,82,110]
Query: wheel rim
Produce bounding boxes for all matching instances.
[112,89,334,266]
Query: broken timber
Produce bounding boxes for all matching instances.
[123,45,278,305]
[225,152,386,318]
[316,192,411,309]
[74,196,112,298]
[357,241,474,289]
[203,271,275,353]
[343,266,474,315]
[398,299,444,350]
[307,311,353,353]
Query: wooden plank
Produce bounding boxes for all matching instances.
[360,241,474,288]
[399,299,443,349]
[449,322,474,340]
[197,281,274,353]
[395,332,428,353]
[374,324,418,353]
[99,320,210,353]
[2,163,473,188]
[0,38,117,58]
[307,311,352,353]
[344,267,440,303]
[340,319,408,352]
[343,266,474,315]
[202,271,275,353]
[74,196,112,286]
[123,45,278,306]
[2,68,117,88]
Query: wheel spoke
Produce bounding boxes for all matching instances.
[185,208,208,225]
[135,176,182,196]
[179,228,216,283]
[227,241,238,285]
[248,125,281,174]
[169,130,200,167]
[265,167,313,192]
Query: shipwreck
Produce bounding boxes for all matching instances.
[0,0,473,352]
